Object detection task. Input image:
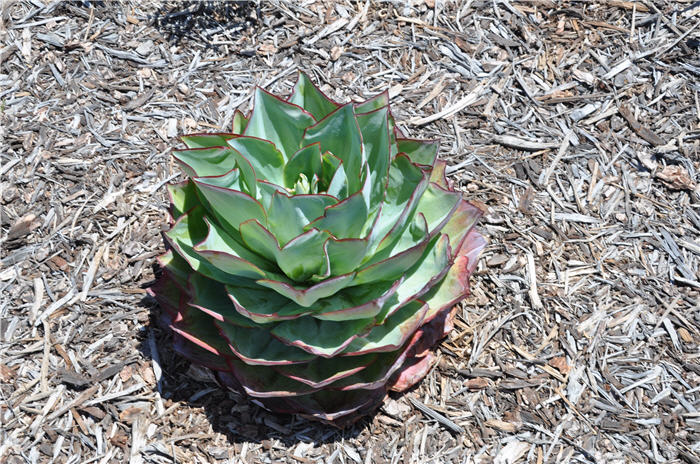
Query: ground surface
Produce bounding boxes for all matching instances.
[1,1,700,463]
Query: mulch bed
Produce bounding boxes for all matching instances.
[1,0,699,462]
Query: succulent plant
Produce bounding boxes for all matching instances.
[150,72,486,427]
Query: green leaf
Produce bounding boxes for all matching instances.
[271,314,374,357]
[319,151,344,195]
[189,273,260,328]
[275,353,376,388]
[324,237,370,276]
[173,148,258,197]
[342,300,429,355]
[193,178,267,234]
[288,71,339,121]
[276,229,328,281]
[165,206,251,285]
[228,278,399,323]
[258,273,356,308]
[370,154,429,254]
[415,182,461,236]
[216,321,315,365]
[439,199,483,254]
[158,248,192,283]
[194,216,272,279]
[311,278,401,321]
[227,136,285,187]
[354,91,388,114]
[267,192,335,246]
[245,87,315,161]
[172,147,238,178]
[355,213,429,284]
[302,104,364,193]
[325,157,348,199]
[239,219,280,263]
[168,180,199,220]
[180,133,235,149]
[225,357,316,396]
[386,234,452,320]
[232,110,248,135]
[284,143,324,189]
[306,192,368,239]
[356,107,391,207]
[397,138,439,167]
[226,284,314,323]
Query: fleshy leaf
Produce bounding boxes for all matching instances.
[194,217,272,279]
[397,139,439,167]
[370,154,428,255]
[257,273,356,308]
[342,300,429,355]
[180,133,235,149]
[284,143,324,189]
[173,147,257,197]
[239,219,280,263]
[165,207,250,285]
[245,87,315,161]
[232,110,248,135]
[354,91,388,114]
[188,274,260,328]
[168,180,199,221]
[193,178,267,233]
[306,192,368,239]
[302,104,364,193]
[275,229,328,281]
[289,72,340,121]
[227,136,285,187]
[354,213,429,284]
[357,107,391,208]
[217,321,315,365]
[267,192,335,246]
[271,314,374,358]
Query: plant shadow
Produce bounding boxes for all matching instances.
[135,289,377,448]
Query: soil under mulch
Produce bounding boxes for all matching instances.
[1,0,699,462]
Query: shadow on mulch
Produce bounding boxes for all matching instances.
[135,289,374,448]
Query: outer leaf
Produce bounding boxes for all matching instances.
[271,314,375,358]
[397,138,439,167]
[217,321,315,365]
[167,180,199,221]
[354,213,429,284]
[194,217,271,279]
[180,133,235,149]
[165,207,249,285]
[420,229,487,322]
[342,300,429,355]
[232,110,248,134]
[288,72,340,120]
[244,87,315,161]
[188,274,260,328]
[354,91,388,114]
[193,178,267,234]
[174,148,257,197]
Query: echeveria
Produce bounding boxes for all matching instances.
[150,72,485,426]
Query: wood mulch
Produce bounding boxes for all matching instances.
[1,0,699,462]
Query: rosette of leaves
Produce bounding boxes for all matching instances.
[150,72,486,427]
